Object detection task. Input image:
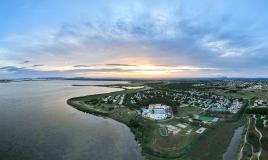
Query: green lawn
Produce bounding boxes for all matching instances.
[199,116,214,121]
[177,106,203,117]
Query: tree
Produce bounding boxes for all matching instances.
[129,118,140,128]
[256,118,264,128]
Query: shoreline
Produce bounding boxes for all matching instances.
[67,84,247,160]
[66,88,185,159]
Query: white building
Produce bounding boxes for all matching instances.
[142,104,172,120]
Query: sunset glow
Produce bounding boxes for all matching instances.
[1,0,268,79]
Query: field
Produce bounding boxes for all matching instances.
[199,116,214,121]
[144,125,198,158]
[177,106,203,117]
[189,120,245,160]
[210,89,268,101]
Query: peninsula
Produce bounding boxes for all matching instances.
[67,80,268,160]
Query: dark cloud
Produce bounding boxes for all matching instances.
[0,66,24,72]
[32,64,44,67]
[105,64,137,67]
[0,66,67,79]
[68,68,126,73]
[73,65,89,68]
[21,60,30,64]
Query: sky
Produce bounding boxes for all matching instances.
[1,0,268,79]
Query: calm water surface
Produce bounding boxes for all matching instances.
[0,80,143,160]
[223,126,245,160]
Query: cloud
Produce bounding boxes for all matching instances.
[1,0,268,78]
[0,66,67,79]
[21,60,30,64]
[105,63,137,67]
[0,63,216,78]
[73,65,89,68]
[198,35,247,57]
[32,64,44,67]
[0,66,24,73]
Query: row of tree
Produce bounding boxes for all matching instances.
[246,108,268,115]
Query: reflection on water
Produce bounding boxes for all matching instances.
[0,80,143,160]
[223,126,244,160]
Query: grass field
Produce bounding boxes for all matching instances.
[177,106,203,117]
[210,89,268,101]
[199,116,214,121]
[143,125,198,159]
[189,120,245,160]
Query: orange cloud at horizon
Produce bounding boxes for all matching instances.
[73,65,215,78]
[30,63,215,78]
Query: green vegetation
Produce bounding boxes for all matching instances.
[190,121,244,160]
[67,89,198,159]
[67,81,254,160]
[260,129,268,159]
[241,143,253,160]
[256,118,264,128]
[248,118,261,153]
[123,89,181,112]
[177,106,202,117]
[211,88,268,102]
[246,108,268,115]
[199,116,214,121]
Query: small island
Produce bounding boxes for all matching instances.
[67,81,268,160]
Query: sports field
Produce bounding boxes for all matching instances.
[199,116,214,121]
